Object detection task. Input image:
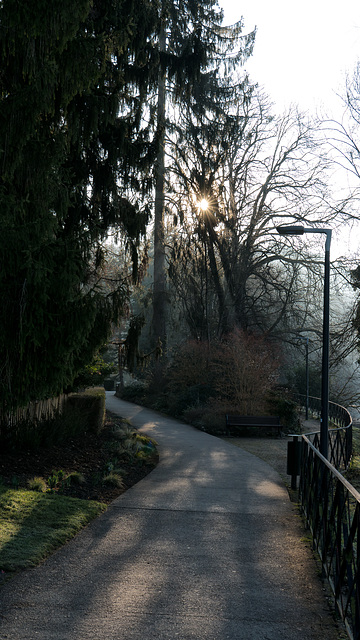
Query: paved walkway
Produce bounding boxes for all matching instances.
[0,395,344,639]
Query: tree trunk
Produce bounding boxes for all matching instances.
[152,21,167,352]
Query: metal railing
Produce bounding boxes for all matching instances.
[297,394,353,471]
[300,436,360,640]
[296,395,358,639]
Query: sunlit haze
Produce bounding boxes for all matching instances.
[219,0,360,115]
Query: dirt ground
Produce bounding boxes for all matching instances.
[221,417,321,492]
[0,412,158,503]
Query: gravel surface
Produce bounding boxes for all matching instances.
[222,436,290,481]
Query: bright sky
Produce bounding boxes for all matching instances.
[220,0,360,115]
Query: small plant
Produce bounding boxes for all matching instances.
[135,450,150,463]
[47,470,70,493]
[104,461,114,474]
[102,472,125,489]
[122,436,136,450]
[47,472,60,490]
[113,467,127,477]
[27,477,47,492]
[133,434,158,460]
[135,434,158,447]
[67,472,86,486]
[111,424,134,441]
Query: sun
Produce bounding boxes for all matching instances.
[199,198,209,212]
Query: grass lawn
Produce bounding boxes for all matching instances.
[0,486,106,574]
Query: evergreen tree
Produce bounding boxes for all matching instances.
[150,1,255,350]
[0,0,159,409]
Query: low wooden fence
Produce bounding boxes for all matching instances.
[0,395,67,426]
[0,395,68,446]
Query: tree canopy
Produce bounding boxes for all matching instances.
[150,1,255,349]
[0,0,255,408]
[0,0,161,409]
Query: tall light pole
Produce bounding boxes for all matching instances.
[277,225,332,459]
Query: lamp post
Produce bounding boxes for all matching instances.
[277,225,332,459]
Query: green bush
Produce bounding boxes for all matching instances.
[160,384,214,419]
[266,389,299,431]
[118,382,146,403]
[64,387,105,435]
[71,353,115,390]
[183,405,228,435]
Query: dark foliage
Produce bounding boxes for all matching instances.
[0,0,161,408]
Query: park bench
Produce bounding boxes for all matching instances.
[225,415,282,436]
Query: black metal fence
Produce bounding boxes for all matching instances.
[297,394,353,470]
[296,395,359,639]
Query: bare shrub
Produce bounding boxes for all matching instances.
[167,331,280,428]
[212,329,280,415]
[168,340,214,390]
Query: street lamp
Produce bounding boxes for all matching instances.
[277,225,332,459]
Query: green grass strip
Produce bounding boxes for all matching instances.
[0,487,106,572]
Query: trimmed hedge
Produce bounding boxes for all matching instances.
[65,387,105,435]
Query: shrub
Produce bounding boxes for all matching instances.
[168,384,215,418]
[47,469,70,492]
[102,472,125,489]
[63,387,105,436]
[111,424,135,441]
[118,381,146,403]
[104,379,115,391]
[266,389,300,431]
[71,353,115,390]
[168,341,215,392]
[213,329,280,415]
[198,409,228,435]
[162,331,280,426]
[27,477,47,492]
[182,406,227,435]
[67,471,86,486]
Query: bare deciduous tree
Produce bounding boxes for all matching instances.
[167,92,336,341]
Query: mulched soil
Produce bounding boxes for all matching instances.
[0,411,158,504]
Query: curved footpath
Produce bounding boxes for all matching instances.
[0,394,344,640]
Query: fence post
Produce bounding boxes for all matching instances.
[287,435,301,490]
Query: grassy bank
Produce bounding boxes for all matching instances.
[0,410,158,580]
[0,486,106,575]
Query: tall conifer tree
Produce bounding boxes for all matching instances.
[150,1,255,351]
[0,0,159,409]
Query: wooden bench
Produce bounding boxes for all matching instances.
[225,415,282,436]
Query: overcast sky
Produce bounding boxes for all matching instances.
[219,0,360,115]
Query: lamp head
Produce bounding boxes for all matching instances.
[276,225,305,235]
